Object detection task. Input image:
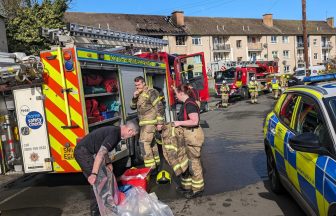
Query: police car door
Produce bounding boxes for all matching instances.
[274,93,299,176]
[13,87,53,173]
[292,95,332,215]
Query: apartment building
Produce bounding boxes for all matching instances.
[65,11,336,74]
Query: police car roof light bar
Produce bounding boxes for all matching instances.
[303,73,336,83]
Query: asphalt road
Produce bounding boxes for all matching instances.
[0,95,305,216]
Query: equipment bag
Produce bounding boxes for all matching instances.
[86,99,100,117]
[83,74,103,86]
[103,79,119,93]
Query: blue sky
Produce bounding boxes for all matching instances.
[68,0,335,21]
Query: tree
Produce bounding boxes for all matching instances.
[1,0,71,54]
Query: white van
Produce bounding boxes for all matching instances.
[294,65,326,81]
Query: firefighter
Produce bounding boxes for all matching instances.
[248,76,259,104]
[173,84,205,199]
[220,80,230,108]
[280,75,289,93]
[74,122,139,216]
[130,76,165,172]
[271,75,280,100]
[187,83,201,107]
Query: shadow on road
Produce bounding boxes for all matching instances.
[259,180,305,216]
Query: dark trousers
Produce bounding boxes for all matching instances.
[74,145,100,216]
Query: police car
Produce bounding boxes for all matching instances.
[263,74,336,216]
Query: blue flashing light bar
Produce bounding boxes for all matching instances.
[303,74,336,83]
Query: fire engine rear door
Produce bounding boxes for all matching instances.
[13,87,53,173]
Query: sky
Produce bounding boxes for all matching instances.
[68,0,335,21]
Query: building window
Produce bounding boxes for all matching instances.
[236,40,242,48]
[192,36,202,45]
[271,36,277,43]
[284,65,290,72]
[282,36,289,44]
[237,57,242,62]
[313,39,317,46]
[314,53,318,60]
[176,36,186,46]
[283,50,290,59]
[272,51,278,58]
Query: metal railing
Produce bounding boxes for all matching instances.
[247,43,263,51]
[213,43,231,51]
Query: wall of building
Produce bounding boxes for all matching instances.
[164,33,335,75]
[0,17,8,52]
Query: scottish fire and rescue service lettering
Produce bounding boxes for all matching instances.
[106,54,165,68]
[25,111,43,129]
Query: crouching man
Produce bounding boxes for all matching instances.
[74,122,139,216]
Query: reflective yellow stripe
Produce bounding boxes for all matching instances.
[192,179,204,184]
[288,88,322,99]
[139,119,157,126]
[192,183,204,188]
[164,145,178,151]
[173,159,189,171]
[77,50,98,60]
[141,93,149,98]
[156,138,163,145]
[154,156,160,160]
[172,127,175,137]
[156,116,164,121]
[180,158,189,168]
[152,96,163,106]
[181,182,192,186]
[144,159,155,163]
[290,97,301,129]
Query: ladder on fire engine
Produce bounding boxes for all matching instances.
[42,23,168,51]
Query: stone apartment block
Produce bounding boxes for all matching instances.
[65,11,336,74]
[0,15,8,52]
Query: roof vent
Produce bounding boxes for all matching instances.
[222,25,225,30]
[243,25,245,31]
[247,26,250,31]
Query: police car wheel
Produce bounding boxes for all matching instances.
[266,149,283,194]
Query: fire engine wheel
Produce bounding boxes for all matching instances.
[241,88,249,100]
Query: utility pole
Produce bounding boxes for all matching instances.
[302,0,309,70]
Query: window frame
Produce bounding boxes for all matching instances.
[284,65,290,72]
[278,93,300,129]
[271,36,277,44]
[272,51,278,58]
[283,50,290,59]
[176,36,187,46]
[314,53,318,60]
[236,40,242,48]
[282,36,289,44]
[292,95,335,153]
[192,36,202,46]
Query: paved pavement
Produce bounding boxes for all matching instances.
[0,95,305,216]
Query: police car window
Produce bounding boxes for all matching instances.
[296,97,332,147]
[279,94,299,127]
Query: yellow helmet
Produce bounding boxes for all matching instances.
[156,170,171,184]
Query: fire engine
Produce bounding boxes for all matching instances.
[0,23,209,174]
[214,61,279,99]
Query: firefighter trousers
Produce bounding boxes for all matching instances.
[250,91,258,104]
[181,127,205,192]
[273,89,279,99]
[221,94,229,107]
[139,125,160,169]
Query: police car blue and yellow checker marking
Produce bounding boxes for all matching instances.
[264,112,333,215]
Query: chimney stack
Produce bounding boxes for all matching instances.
[263,14,273,27]
[172,11,185,27]
[327,17,334,28]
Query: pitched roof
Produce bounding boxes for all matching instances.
[64,12,336,36]
[64,12,184,36]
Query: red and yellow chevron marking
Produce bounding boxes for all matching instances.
[41,48,85,173]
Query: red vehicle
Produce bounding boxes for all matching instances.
[137,52,209,111]
[215,62,278,99]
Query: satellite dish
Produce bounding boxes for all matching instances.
[282,60,287,65]
[274,57,280,62]
[263,43,268,48]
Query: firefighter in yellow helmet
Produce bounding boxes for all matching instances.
[173,84,205,199]
[271,75,280,100]
[130,76,164,172]
[220,80,230,108]
[248,76,259,104]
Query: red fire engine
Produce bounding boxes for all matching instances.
[214,61,278,99]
